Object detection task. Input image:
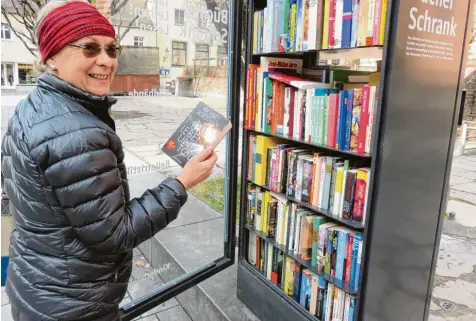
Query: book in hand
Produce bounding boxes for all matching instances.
[161,101,232,167]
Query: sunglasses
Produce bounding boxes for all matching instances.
[67,43,122,59]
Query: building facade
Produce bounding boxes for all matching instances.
[1,5,38,90]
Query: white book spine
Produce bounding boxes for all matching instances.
[318,160,326,208]
[335,0,344,49]
[308,0,318,50]
[367,0,376,42]
[305,89,314,142]
[294,213,303,254]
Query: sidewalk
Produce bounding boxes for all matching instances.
[429,153,476,321]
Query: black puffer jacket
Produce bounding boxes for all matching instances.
[1,72,188,321]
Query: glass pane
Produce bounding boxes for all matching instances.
[110,0,232,319]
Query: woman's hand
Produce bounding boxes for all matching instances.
[176,146,218,190]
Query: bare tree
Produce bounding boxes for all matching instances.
[0,0,143,57]
[185,0,248,91]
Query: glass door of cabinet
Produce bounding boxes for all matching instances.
[114,0,243,319]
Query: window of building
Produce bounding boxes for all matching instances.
[134,36,144,47]
[172,41,186,66]
[198,11,208,29]
[218,46,227,65]
[195,44,209,67]
[1,23,12,40]
[175,9,185,26]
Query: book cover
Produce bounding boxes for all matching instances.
[161,102,231,167]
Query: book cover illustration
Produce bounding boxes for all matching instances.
[161,102,232,167]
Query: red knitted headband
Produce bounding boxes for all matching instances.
[37,1,116,62]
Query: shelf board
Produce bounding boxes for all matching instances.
[251,46,384,60]
[245,224,358,295]
[247,129,372,159]
[248,181,365,230]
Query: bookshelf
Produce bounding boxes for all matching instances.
[236,1,473,321]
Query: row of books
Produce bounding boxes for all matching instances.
[247,135,371,224]
[247,184,364,288]
[252,0,388,54]
[248,232,357,320]
[245,57,380,155]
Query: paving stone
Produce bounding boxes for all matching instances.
[451,182,476,194]
[435,235,476,279]
[157,305,192,321]
[449,175,473,186]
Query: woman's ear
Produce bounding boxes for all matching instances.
[46,58,57,72]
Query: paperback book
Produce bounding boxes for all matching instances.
[161,102,232,167]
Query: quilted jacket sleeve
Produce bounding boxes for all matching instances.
[34,125,187,254]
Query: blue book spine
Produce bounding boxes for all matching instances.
[351,0,360,47]
[293,267,302,301]
[342,0,353,48]
[335,230,343,281]
[349,296,355,321]
[344,89,354,150]
[350,232,362,289]
[336,90,347,149]
[339,90,348,149]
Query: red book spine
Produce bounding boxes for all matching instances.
[358,86,370,154]
[373,0,382,46]
[245,66,251,129]
[327,93,339,148]
[352,172,367,222]
[328,0,336,48]
[344,233,354,283]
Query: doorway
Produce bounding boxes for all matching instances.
[1,63,16,89]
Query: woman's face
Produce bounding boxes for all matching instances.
[47,35,119,96]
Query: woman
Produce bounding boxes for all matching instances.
[1,1,217,320]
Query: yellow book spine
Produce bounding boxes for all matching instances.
[335,167,344,194]
[379,0,388,45]
[254,136,278,186]
[322,0,330,49]
[290,4,297,52]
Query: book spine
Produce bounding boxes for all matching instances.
[366,85,377,154]
[365,0,375,46]
[357,85,370,153]
[344,232,353,283]
[379,0,388,45]
[308,0,318,50]
[372,0,382,45]
[345,89,353,150]
[322,0,330,49]
[328,0,336,49]
[342,0,353,48]
[334,0,343,49]
[351,0,360,47]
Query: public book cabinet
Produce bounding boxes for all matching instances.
[236,1,473,321]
